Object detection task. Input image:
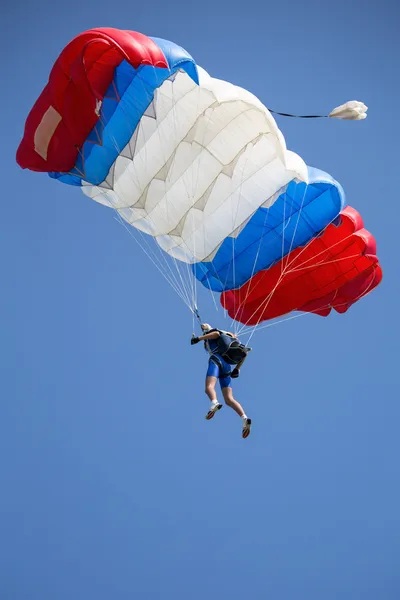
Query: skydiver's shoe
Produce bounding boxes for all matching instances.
[231,367,240,378]
[206,401,223,420]
[242,417,252,439]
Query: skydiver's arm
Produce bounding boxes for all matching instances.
[199,331,220,341]
[191,331,220,345]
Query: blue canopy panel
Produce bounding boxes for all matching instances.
[49,38,198,186]
[193,168,345,292]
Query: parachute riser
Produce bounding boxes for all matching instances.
[192,305,203,335]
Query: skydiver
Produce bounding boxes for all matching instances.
[190,323,252,438]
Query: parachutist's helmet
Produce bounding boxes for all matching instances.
[201,323,212,332]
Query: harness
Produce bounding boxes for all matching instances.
[206,329,252,378]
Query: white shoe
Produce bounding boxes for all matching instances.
[206,402,222,420]
[242,417,252,438]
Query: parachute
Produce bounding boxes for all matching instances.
[16,27,381,337]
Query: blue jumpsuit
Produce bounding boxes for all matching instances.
[205,335,233,390]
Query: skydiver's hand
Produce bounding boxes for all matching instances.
[191,336,200,345]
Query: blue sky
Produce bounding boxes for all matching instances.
[1,1,399,599]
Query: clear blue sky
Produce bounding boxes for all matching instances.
[1,1,399,599]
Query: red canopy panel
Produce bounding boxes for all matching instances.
[221,206,382,325]
[16,28,168,173]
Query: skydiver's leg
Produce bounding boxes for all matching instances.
[205,375,218,402]
[221,386,252,438]
[205,367,223,420]
[221,385,245,417]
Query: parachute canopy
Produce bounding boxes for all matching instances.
[17,27,381,331]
